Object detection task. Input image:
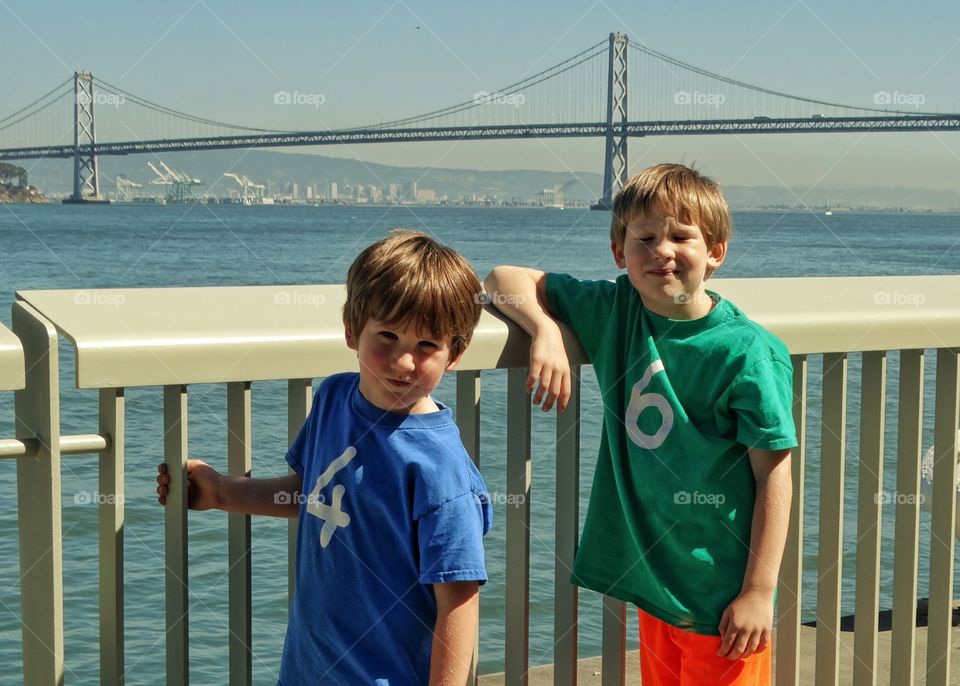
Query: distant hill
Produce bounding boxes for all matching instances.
[0,162,46,203]
[22,149,604,203]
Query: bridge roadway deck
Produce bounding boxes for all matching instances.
[4,115,960,160]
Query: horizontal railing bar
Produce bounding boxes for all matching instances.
[0,433,110,458]
[63,433,110,454]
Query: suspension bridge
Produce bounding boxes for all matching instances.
[2,32,958,207]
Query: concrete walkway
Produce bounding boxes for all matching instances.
[479,624,960,684]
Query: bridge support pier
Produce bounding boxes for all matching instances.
[64,72,108,204]
[593,32,629,211]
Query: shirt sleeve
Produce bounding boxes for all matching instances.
[729,357,799,451]
[544,272,616,360]
[418,491,492,585]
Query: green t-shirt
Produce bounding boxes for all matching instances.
[546,273,798,635]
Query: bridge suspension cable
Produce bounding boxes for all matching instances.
[94,77,282,133]
[626,40,942,116]
[362,38,609,129]
[0,77,73,132]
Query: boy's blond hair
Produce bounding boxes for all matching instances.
[610,163,732,249]
[343,230,482,359]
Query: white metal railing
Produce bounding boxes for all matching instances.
[4,276,960,685]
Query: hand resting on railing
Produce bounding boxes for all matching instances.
[155,460,302,518]
[483,265,571,412]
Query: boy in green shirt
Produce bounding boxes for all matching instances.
[484,163,796,684]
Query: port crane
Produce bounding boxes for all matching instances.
[540,177,581,209]
[148,161,203,203]
[223,172,266,205]
[114,175,143,202]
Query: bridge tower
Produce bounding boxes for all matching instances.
[63,72,107,204]
[595,32,628,211]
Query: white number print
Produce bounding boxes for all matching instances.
[625,360,674,449]
[307,446,358,547]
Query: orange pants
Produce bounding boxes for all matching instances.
[638,609,771,685]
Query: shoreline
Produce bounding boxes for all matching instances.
[8,199,960,215]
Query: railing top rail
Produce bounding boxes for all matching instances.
[0,320,24,390]
[712,275,960,355]
[15,274,960,388]
[14,285,569,388]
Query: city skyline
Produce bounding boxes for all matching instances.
[5,1,960,192]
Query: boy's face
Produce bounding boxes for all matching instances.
[612,211,727,319]
[345,317,462,414]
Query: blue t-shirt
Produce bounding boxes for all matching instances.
[278,373,492,686]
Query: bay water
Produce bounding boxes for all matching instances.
[0,204,958,682]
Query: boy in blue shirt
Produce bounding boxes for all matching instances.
[484,164,796,684]
[157,230,492,685]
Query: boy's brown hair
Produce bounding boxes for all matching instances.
[610,163,732,249]
[343,230,482,359]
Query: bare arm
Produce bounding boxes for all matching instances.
[428,581,480,686]
[717,447,792,660]
[483,266,571,412]
[156,459,302,518]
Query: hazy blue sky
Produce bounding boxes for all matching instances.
[5,0,960,189]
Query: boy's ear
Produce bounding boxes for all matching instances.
[706,240,728,276]
[344,324,358,351]
[444,347,465,372]
[611,240,627,269]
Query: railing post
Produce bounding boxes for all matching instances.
[99,387,125,686]
[926,348,958,685]
[815,352,847,686]
[601,597,626,686]
[163,384,189,686]
[505,368,531,684]
[227,381,252,686]
[891,349,924,685]
[287,379,312,601]
[455,370,482,686]
[853,351,885,686]
[554,367,580,686]
[456,370,481,465]
[777,354,806,686]
[13,301,64,686]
